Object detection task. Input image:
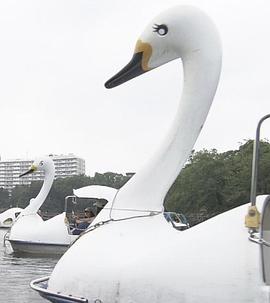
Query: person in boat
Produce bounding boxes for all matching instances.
[72,208,95,235]
[94,199,107,215]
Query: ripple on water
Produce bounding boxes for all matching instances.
[0,229,59,303]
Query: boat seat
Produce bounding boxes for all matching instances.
[71,222,90,235]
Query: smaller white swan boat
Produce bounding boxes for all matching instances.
[6,157,118,255]
[7,156,73,255]
[0,207,22,228]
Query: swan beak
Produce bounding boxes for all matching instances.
[105,40,152,89]
[19,165,37,177]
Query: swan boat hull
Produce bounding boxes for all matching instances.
[8,213,76,255]
[8,239,70,255]
[31,196,270,303]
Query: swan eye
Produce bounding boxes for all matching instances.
[153,24,168,36]
[39,161,44,166]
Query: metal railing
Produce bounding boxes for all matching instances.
[250,114,270,206]
[64,195,77,213]
[249,233,270,247]
[30,276,88,303]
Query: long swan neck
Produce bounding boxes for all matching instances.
[111,45,221,213]
[21,166,55,216]
[35,169,54,207]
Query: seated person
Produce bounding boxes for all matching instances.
[72,208,95,235]
[94,199,108,215]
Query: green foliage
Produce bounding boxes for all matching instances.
[165,140,270,223]
[0,188,10,209]
[10,181,43,209]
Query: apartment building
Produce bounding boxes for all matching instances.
[0,154,85,192]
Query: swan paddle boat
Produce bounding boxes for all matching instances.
[7,156,74,255]
[0,207,22,228]
[7,157,120,255]
[30,6,270,303]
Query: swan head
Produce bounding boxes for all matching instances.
[19,156,55,177]
[105,6,221,88]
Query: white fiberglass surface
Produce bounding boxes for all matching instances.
[47,197,269,302]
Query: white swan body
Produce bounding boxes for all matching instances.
[8,156,74,254]
[31,6,269,302]
[0,207,22,228]
[8,162,120,255]
[46,197,269,303]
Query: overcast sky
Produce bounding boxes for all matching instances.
[0,0,269,175]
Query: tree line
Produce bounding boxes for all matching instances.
[164,140,270,224]
[0,140,269,225]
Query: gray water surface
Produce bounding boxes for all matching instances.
[0,229,59,303]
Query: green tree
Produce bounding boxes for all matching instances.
[165,140,270,224]
[0,188,10,210]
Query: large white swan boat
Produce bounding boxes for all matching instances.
[30,6,270,303]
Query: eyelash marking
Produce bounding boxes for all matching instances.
[152,24,168,36]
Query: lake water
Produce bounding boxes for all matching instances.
[0,229,59,303]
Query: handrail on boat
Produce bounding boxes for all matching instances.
[30,276,88,303]
[245,114,270,231]
[250,114,270,206]
[249,233,270,247]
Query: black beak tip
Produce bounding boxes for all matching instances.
[19,168,34,178]
[104,80,113,89]
[104,52,145,90]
